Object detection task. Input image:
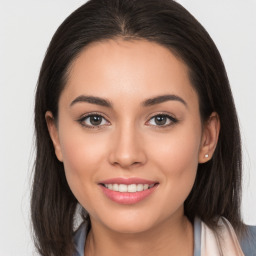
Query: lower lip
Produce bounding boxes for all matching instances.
[100,184,158,205]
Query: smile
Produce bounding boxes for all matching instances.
[102,183,155,192]
[99,178,159,204]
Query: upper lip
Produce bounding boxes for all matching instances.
[99,177,158,185]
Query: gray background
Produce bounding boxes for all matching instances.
[0,0,255,255]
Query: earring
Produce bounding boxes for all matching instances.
[205,154,209,158]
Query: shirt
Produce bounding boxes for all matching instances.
[72,218,256,255]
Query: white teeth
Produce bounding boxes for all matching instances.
[143,184,149,190]
[128,184,136,192]
[104,183,155,192]
[119,184,128,192]
[113,184,119,191]
[137,184,144,191]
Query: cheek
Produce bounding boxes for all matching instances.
[151,126,200,169]
[61,135,103,174]
[58,114,109,172]
[147,123,201,198]
[58,125,108,205]
[143,131,200,220]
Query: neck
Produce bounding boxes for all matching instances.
[84,212,194,256]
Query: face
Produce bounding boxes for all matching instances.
[47,39,218,234]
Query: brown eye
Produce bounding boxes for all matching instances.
[155,116,168,125]
[147,114,178,127]
[79,114,109,128]
[90,115,102,126]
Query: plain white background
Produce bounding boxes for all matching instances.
[0,0,255,255]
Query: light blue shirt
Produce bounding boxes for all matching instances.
[72,218,256,255]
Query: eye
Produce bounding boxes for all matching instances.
[78,114,109,128]
[147,114,178,127]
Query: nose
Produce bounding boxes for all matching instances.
[108,124,147,169]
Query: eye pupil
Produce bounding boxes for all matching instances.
[90,115,102,125]
[155,116,167,125]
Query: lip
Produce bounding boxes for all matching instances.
[98,177,159,205]
[99,177,157,185]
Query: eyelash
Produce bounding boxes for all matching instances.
[77,112,178,129]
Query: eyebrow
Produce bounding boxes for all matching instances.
[70,95,112,107]
[70,94,187,108]
[142,94,187,108]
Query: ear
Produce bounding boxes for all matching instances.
[45,111,63,162]
[198,112,220,163]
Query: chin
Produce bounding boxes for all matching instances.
[107,219,156,234]
[94,208,164,234]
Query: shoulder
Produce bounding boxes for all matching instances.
[72,222,88,256]
[73,219,256,255]
[217,218,256,255]
[196,217,256,255]
[239,225,256,255]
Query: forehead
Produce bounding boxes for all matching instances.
[61,39,198,109]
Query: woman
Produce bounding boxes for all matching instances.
[31,0,256,255]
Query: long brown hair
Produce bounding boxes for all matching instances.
[32,0,244,255]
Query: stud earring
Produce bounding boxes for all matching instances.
[205,154,209,158]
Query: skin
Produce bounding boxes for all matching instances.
[46,39,220,256]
